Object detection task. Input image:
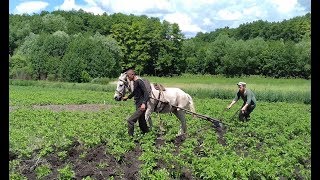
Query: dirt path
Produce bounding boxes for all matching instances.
[10,104,112,112]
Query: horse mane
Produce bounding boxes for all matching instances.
[153,83,166,91]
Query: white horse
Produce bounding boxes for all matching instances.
[114,72,196,135]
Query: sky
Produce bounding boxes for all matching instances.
[9,0,311,38]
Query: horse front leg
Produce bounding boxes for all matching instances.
[145,107,153,129]
[173,110,187,136]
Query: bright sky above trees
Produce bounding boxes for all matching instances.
[9,0,310,38]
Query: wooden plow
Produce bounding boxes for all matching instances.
[149,97,228,129]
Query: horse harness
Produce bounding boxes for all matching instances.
[124,76,169,113]
[151,83,168,113]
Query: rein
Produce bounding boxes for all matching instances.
[152,87,164,113]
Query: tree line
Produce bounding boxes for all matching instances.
[9,10,310,82]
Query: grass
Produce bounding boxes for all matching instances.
[142,74,311,104]
[144,74,310,93]
[10,74,311,104]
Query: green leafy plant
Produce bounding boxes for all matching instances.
[35,164,51,179]
[57,164,75,180]
[97,161,108,169]
[57,151,68,160]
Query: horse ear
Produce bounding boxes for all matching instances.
[121,69,127,73]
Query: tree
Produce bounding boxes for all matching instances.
[9,54,33,79]
[204,34,233,75]
[42,31,70,80]
[61,33,122,82]
[156,21,184,76]
[14,33,50,79]
[9,15,32,54]
[41,14,68,33]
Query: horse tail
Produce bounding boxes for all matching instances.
[186,94,196,113]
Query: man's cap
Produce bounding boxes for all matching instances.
[237,82,246,86]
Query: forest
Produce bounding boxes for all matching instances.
[9,10,311,82]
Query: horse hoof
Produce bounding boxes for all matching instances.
[176,130,186,137]
[218,123,223,129]
[176,133,186,139]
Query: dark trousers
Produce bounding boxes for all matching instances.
[239,104,256,121]
[127,108,149,136]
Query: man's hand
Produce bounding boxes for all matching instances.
[122,96,128,101]
[140,103,146,111]
[241,104,248,112]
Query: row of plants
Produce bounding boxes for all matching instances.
[9,84,310,179]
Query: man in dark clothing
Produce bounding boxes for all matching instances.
[227,82,257,121]
[122,69,149,136]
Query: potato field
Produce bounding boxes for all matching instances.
[9,78,311,179]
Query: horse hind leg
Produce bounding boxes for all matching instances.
[173,110,187,136]
[146,116,153,129]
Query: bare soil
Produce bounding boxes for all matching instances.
[12,140,143,180]
[10,104,228,179]
[12,135,202,179]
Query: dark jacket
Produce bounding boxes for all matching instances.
[128,79,150,107]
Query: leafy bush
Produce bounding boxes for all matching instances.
[81,71,92,83]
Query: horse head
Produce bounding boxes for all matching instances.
[114,72,130,101]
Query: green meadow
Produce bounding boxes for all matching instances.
[145,74,310,92]
[10,74,311,104]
